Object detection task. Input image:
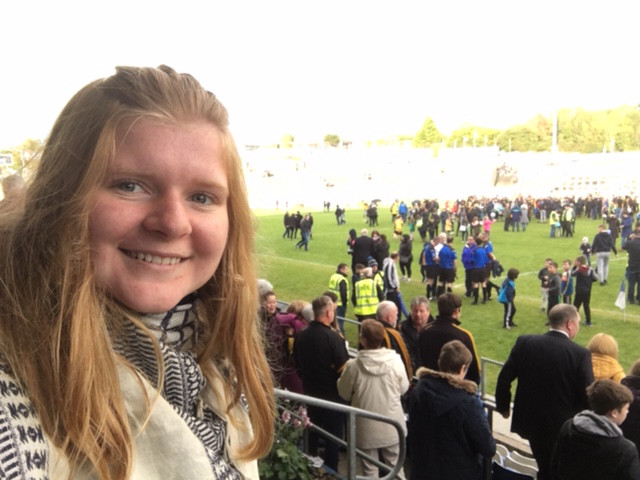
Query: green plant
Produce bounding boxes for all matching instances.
[259,401,314,480]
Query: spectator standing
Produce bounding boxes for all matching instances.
[561,259,574,304]
[376,301,413,381]
[372,231,390,267]
[435,236,457,298]
[580,236,592,266]
[622,225,640,304]
[495,304,594,480]
[295,213,312,250]
[282,211,293,238]
[408,340,496,480]
[592,224,618,285]
[571,255,598,326]
[400,296,433,373]
[351,228,374,273]
[550,380,640,480]
[470,235,489,305]
[520,202,530,231]
[383,252,410,321]
[328,263,350,334]
[398,234,413,282]
[293,295,349,471]
[418,293,481,384]
[352,267,381,322]
[538,258,552,311]
[422,237,439,299]
[461,236,476,297]
[587,333,625,383]
[547,261,561,315]
[498,268,519,329]
[621,212,634,244]
[337,320,409,479]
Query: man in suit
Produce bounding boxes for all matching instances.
[495,304,594,480]
[351,228,374,273]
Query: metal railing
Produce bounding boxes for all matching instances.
[274,301,509,479]
[275,388,406,480]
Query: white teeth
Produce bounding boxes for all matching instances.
[127,251,181,265]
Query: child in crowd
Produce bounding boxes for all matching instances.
[547,261,561,315]
[498,268,519,329]
[571,255,599,326]
[538,258,552,311]
[587,333,625,383]
[561,259,574,304]
[580,236,592,265]
[482,215,494,236]
[551,380,639,479]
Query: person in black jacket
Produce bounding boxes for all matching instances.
[417,293,481,384]
[495,304,594,480]
[592,223,618,285]
[551,379,640,480]
[622,359,640,455]
[408,340,495,480]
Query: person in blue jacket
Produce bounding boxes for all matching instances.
[471,236,489,305]
[461,236,476,297]
[436,236,457,298]
[499,268,519,329]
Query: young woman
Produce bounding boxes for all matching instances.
[0,66,274,479]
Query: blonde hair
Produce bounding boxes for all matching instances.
[587,333,619,359]
[0,66,273,479]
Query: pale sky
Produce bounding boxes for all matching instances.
[2,0,639,149]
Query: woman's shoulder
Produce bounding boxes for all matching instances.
[0,357,51,478]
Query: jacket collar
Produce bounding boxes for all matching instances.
[434,315,461,326]
[416,367,477,394]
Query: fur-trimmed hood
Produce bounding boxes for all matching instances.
[413,367,480,418]
[416,367,477,394]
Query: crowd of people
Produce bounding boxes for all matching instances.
[260,194,640,478]
[260,274,640,479]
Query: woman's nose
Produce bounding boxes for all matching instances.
[142,193,192,237]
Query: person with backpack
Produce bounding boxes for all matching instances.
[498,268,519,329]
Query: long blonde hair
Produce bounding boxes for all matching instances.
[0,65,274,479]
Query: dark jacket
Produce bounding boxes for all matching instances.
[417,316,481,384]
[495,331,593,441]
[408,368,495,480]
[571,264,598,294]
[551,411,640,480]
[399,315,434,373]
[622,375,640,455]
[592,231,617,254]
[352,235,374,268]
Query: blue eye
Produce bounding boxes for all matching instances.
[192,193,213,205]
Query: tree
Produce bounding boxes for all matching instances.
[324,134,340,147]
[413,117,442,147]
[447,126,500,148]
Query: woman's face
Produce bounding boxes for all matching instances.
[89,118,229,313]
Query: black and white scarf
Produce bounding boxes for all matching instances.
[112,299,244,480]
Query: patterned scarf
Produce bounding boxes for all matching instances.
[112,298,243,479]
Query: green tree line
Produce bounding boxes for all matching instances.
[414,105,640,153]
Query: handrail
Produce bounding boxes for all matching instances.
[274,388,406,480]
[479,356,505,399]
